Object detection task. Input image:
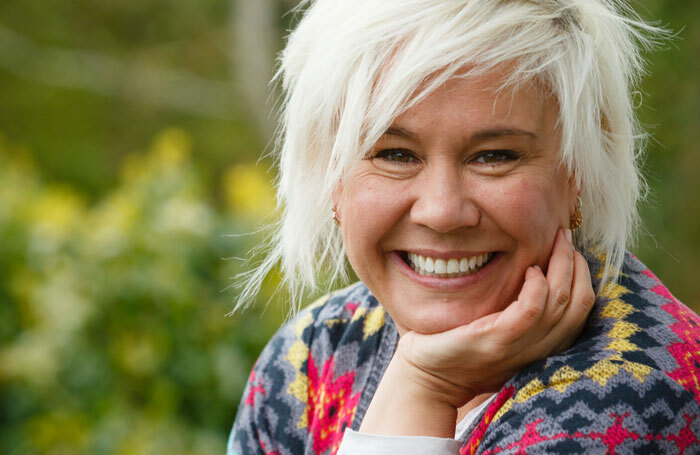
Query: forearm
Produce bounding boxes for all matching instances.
[358,354,460,438]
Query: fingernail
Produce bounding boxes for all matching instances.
[565,228,573,243]
[533,265,542,272]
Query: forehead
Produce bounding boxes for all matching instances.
[389,72,558,141]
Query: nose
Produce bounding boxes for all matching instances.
[409,166,480,233]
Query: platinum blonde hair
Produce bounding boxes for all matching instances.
[236,0,667,311]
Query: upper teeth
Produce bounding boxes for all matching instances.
[407,252,492,277]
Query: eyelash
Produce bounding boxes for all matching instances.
[372,148,420,164]
[472,150,519,164]
[372,149,519,165]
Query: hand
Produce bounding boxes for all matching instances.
[397,228,594,407]
[359,228,595,437]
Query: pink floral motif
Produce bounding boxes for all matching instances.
[245,370,266,407]
[663,414,700,455]
[663,301,700,405]
[307,354,362,455]
[644,268,700,405]
[511,419,550,455]
[587,412,640,455]
[465,269,700,454]
[480,413,644,455]
[257,431,281,455]
[463,385,515,455]
[344,302,359,316]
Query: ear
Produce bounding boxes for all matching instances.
[332,178,344,212]
[567,172,581,219]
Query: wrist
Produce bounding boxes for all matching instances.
[359,352,459,438]
[394,332,478,409]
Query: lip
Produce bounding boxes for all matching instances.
[404,249,492,260]
[389,250,500,291]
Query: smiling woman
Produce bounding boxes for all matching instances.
[228,1,700,454]
[338,74,576,335]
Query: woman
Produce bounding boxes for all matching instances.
[229,1,700,454]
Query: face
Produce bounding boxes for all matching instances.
[335,72,578,335]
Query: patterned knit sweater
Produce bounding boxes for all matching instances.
[228,253,700,454]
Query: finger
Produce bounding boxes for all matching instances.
[544,250,596,354]
[449,266,548,366]
[543,229,575,323]
[492,265,549,343]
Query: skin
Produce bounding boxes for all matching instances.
[333,72,596,437]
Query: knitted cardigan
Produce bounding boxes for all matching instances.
[228,253,700,454]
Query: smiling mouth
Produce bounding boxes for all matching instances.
[400,251,493,278]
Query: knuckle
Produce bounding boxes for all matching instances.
[522,300,543,321]
[482,335,512,360]
[574,251,590,269]
[534,275,549,287]
[470,318,493,338]
[554,287,571,306]
[584,289,596,309]
[490,346,510,363]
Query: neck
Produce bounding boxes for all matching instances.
[456,393,492,424]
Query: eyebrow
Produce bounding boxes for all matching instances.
[472,128,539,142]
[384,126,417,140]
[383,126,539,142]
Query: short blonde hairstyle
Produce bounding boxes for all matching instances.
[237,0,667,311]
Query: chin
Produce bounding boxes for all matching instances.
[410,319,465,335]
[396,298,498,335]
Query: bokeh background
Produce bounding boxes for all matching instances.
[0,1,697,453]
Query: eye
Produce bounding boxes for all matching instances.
[472,150,519,164]
[373,148,420,164]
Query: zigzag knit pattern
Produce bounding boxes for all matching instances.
[228,253,700,455]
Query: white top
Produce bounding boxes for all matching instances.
[337,394,496,455]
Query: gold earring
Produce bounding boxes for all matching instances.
[332,207,341,227]
[569,196,582,230]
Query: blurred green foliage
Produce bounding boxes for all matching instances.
[0,0,697,453]
[0,130,283,454]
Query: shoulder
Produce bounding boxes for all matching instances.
[261,282,390,366]
[229,282,397,455]
[466,253,700,454]
[245,282,386,370]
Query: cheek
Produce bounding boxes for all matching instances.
[482,177,568,249]
[341,176,410,264]
[347,182,388,221]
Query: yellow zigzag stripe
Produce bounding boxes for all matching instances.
[549,365,581,393]
[349,306,386,340]
[493,398,513,422]
[285,290,386,429]
[363,307,385,340]
[495,280,653,421]
[285,295,326,429]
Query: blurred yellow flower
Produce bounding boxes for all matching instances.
[0,146,38,218]
[23,186,85,254]
[120,152,148,183]
[120,128,191,183]
[85,193,141,258]
[0,332,58,384]
[34,266,92,334]
[156,196,213,236]
[113,332,166,378]
[117,419,186,455]
[151,127,191,169]
[223,163,276,220]
[25,411,88,453]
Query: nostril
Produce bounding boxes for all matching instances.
[409,184,480,233]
